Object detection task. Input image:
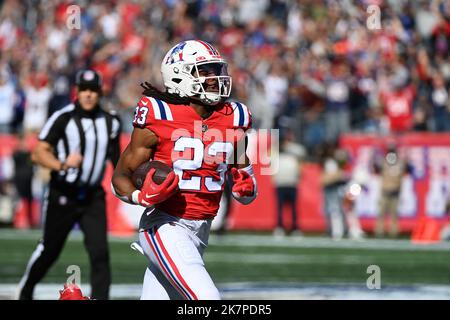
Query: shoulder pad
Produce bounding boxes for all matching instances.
[229,101,252,129]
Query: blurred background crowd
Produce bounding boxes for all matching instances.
[0,0,449,235]
[1,0,449,144]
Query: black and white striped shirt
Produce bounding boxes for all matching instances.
[39,102,121,187]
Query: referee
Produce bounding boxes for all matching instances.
[17,70,121,300]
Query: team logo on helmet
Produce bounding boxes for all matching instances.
[165,42,187,65]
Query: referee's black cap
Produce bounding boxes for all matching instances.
[75,69,102,92]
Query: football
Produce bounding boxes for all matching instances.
[131,160,173,189]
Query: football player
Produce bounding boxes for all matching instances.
[111,40,257,300]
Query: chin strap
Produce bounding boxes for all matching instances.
[200,93,221,105]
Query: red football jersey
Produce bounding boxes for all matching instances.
[380,86,415,133]
[132,96,252,220]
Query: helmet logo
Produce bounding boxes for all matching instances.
[165,42,187,65]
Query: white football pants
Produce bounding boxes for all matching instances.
[137,209,220,300]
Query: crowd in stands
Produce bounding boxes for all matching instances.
[1,0,449,156]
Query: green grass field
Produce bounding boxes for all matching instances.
[1,229,450,299]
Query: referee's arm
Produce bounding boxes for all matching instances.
[33,110,82,172]
[32,142,82,171]
[108,115,122,168]
[32,141,64,171]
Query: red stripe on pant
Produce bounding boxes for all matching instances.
[143,231,190,300]
[154,228,199,300]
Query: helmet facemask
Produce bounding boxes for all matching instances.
[189,61,232,105]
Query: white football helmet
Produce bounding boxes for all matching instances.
[161,40,232,105]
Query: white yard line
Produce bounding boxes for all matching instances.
[1,229,450,251]
[204,252,370,265]
[1,283,450,300]
[208,235,450,251]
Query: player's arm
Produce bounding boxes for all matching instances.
[111,127,156,203]
[230,136,257,205]
[111,127,179,206]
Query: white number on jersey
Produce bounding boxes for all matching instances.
[133,106,149,126]
[173,137,233,191]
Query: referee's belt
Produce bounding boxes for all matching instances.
[50,180,103,201]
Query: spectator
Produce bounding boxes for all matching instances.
[247,80,274,130]
[379,74,416,135]
[47,76,71,118]
[280,84,302,137]
[352,61,376,132]
[264,62,289,128]
[23,73,52,134]
[0,179,14,226]
[0,153,14,226]
[272,130,305,237]
[12,132,35,228]
[0,68,15,134]
[430,3,450,59]
[320,143,351,240]
[413,104,430,131]
[341,167,368,240]
[12,84,26,134]
[430,72,450,131]
[324,63,351,144]
[301,107,326,156]
[375,143,406,238]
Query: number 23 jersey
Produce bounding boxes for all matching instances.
[133,96,252,220]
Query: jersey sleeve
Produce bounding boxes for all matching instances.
[132,96,174,131]
[38,108,72,146]
[230,101,252,132]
